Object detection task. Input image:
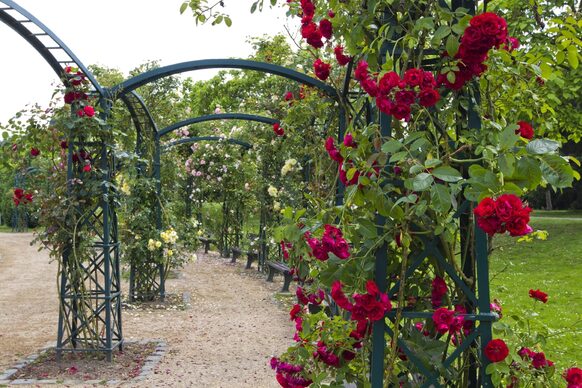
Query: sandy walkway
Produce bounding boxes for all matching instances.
[0,233,294,387]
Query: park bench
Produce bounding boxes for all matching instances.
[245,250,259,269]
[197,236,216,254]
[266,261,293,293]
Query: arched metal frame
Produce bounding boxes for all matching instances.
[163,136,252,151]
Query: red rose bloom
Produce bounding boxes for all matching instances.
[289,304,302,321]
[474,197,496,218]
[334,46,351,66]
[354,61,369,81]
[83,164,92,172]
[506,207,532,237]
[531,352,553,369]
[484,339,509,362]
[376,95,394,115]
[395,90,416,106]
[319,18,333,39]
[476,214,503,236]
[469,12,508,48]
[403,68,424,87]
[273,123,284,136]
[325,137,343,162]
[564,367,582,388]
[529,289,548,303]
[331,280,353,310]
[418,88,441,107]
[30,147,40,157]
[432,307,455,334]
[391,103,411,121]
[343,133,356,148]
[495,194,524,222]
[284,91,293,101]
[360,77,379,97]
[83,105,95,117]
[327,9,335,18]
[378,71,400,94]
[313,59,331,80]
[339,163,360,186]
[518,347,535,360]
[431,276,448,307]
[516,121,534,140]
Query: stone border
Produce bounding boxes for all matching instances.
[0,339,167,385]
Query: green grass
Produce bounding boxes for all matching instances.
[490,213,582,368]
[531,209,582,219]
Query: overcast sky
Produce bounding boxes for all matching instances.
[0,0,294,125]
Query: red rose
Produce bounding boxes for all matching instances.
[418,88,441,107]
[460,26,486,50]
[516,121,534,140]
[395,90,416,106]
[494,194,523,222]
[30,147,40,157]
[339,163,359,186]
[327,9,335,18]
[300,0,314,17]
[376,95,394,115]
[360,77,379,97]
[325,137,343,162]
[331,280,353,310]
[484,339,509,363]
[354,61,369,81]
[343,133,356,148]
[391,103,411,121]
[289,304,302,321]
[474,197,496,218]
[431,276,448,307]
[477,214,503,236]
[470,12,508,48]
[506,208,532,237]
[60,141,68,149]
[518,347,535,360]
[564,367,582,388]
[284,91,294,101]
[83,105,95,117]
[403,68,424,87]
[296,287,309,305]
[334,46,351,66]
[378,71,400,94]
[432,308,455,334]
[273,123,284,136]
[531,352,553,369]
[529,289,548,303]
[82,164,92,172]
[313,59,331,80]
[319,18,333,40]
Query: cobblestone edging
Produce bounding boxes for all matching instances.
[0,339,167,385]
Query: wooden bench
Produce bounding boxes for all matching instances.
[266,261,293,292]
[245,250,258,269]
[197,237,216,254]
[231,247,245,263]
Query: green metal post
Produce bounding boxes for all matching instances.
[153,133,165,299]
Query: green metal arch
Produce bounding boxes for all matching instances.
[163,136,251,151]
[105,59,338,100]
[159,113,277,138]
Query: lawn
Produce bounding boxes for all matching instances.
[489,210,582,368]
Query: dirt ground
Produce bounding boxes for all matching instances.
[0,233,295,387]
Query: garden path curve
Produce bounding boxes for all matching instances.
[0,233,293,387]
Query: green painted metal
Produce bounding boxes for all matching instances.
[106,59,337,100]
[159,113,277,138]
[163,136,252,151]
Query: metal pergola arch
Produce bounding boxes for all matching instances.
[158,113,278,138]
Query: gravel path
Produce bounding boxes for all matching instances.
[0,233,294,387]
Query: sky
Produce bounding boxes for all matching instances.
[0,0,295,125]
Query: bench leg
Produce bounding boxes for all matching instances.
[204,242,209,254]
[267,267,275,282]
[245,256,253,269]
[281,273,292,292]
